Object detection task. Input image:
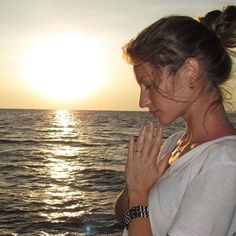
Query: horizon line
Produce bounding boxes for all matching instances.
[0,107,235,113]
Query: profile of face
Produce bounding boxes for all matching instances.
[133,60,202,125]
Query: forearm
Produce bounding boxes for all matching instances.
[127,191,153,236]
[128,218,153,236]
[114,186,129,224]
[121,124,167,235]
[114,189,153,236]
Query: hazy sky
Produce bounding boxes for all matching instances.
[0,0,236,111]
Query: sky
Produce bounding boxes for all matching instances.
[0,0,236,111]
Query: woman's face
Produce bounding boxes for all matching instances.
[133,62,192,125]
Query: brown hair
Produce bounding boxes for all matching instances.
[123,6,236,106]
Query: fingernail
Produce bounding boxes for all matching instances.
[153,119,159,128]
[141,124,146,132]
[147,121,152,128]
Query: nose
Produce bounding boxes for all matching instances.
[139,89,151,108]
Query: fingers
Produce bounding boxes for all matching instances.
[126,122,169,191]
[131,121,163,161]
[150,125,163,160]
[135,125,145,152]
[128,135,134,161]
[142,122,155,156]
[142,123,163,161]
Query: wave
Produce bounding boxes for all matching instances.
[0,139,117,147]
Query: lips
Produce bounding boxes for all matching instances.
[150,110,159,118]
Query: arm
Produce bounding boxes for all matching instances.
[114,184,154,235]
[114,185,129,224]
[125,123,171,236]
[127,191,152,236]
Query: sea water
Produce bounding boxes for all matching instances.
[0,109,235,235]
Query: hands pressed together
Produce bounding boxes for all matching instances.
[126,122,171,201]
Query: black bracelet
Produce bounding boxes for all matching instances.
[124,205,149,227]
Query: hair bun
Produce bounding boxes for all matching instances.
[199,5,236,48]
[198,10,222,32]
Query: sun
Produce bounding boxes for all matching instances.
[22,32,107,101]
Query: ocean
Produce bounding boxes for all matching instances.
[0,109,235,236]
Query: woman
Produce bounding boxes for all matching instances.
[114,6,236,236]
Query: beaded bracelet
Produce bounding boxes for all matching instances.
[124,205,149,228]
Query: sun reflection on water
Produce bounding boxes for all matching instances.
[47,157,76,179]
[41,110,87,224]
[55,110,75,127]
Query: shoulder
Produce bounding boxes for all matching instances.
[204,136,236,164]
[196,136,236,176]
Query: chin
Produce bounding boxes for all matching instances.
[158,115,178,127]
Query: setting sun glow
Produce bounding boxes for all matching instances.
[22,33,107,101]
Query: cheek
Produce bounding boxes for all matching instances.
[149,89,168,106]
[149,90,159,104]
[158,103,182,125]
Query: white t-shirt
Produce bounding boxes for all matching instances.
[123,132,236,236]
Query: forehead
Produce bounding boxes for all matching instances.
[133,63,154,82]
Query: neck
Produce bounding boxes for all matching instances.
[182,100,236,146]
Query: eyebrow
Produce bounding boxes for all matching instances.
[135,75,145,84]
[136,75,152,84]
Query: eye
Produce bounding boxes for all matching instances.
[144,84,152,90]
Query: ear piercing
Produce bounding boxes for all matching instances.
[189,81,195,89]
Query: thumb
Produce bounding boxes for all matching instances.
[156,153,171,177]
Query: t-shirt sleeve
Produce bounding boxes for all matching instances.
[168,147,236,236]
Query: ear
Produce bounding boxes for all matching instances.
[183,58,201,81]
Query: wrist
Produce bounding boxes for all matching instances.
[124,205,149,228]
[128,190,148,207]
